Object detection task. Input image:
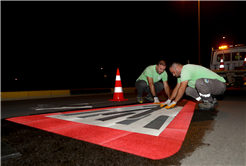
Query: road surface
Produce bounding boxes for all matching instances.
[1,90,245,165]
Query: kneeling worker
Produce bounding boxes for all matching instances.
[162,62,226,110]
[135,60,171,104]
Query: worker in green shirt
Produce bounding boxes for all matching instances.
[161,62,226,110]
[135,60,171,104]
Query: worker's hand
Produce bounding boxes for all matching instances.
[165,101,177,109]
[160,99,171,108]
[153,97,160,105]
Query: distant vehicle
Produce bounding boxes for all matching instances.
[210,44,246,88]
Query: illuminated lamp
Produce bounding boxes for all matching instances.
[219,46,228,49]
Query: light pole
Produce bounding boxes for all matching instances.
[198,0,201,65]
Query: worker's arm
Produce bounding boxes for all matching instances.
[173,80,188,103]
[160,82,179,108]
[163,81,171,99]
[165,80,188,109]
[147,76,161,104]
[169,82,180,101]
[147,76,156,97]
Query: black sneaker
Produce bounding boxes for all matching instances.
[213,98,218,106]
[145,96,154,102]
[137,97,143,104]
[198,101,214,110]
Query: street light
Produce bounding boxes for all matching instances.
[177,1,201,65]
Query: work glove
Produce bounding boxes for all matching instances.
[160,99,171,108]
[153,97,160,105]
[165,101,177,109]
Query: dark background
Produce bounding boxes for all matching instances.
[1,1,246,91]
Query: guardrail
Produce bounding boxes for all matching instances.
[1,87,137,101]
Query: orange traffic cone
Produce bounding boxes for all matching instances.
[109,68,128,102]
[219,56,225,70]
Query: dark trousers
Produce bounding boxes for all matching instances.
[185,78,226,102]
[135,80,163,97]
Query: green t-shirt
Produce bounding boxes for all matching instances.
[177,64,226,88]
[136,65,168,85]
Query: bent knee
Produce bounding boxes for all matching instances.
[185,86,193,95]
[195,78,205,86]
[155,82,164,88]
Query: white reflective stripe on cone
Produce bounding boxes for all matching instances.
[114,87,123,92]
[220,65,224,68]
[116,76,121,80]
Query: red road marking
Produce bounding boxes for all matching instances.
[6,101,196,160]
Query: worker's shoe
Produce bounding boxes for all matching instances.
[137,97,143,104]
[198,100,214,110]
[213,98,218,107]
[145,95,154,102]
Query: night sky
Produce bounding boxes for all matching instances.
[1,1,246,92]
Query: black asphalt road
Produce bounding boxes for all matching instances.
[1,90,245,165]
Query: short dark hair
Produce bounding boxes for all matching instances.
[169,61,183,68]
[157,60,166,66]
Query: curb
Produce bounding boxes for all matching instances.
[1,88,136,101]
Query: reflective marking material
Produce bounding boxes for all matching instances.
[48,104,183,136]
[102,108,148,116]
[144,115,169,130]
[220,65,224,68]
[34,103,92,111]
[116,76,121,80]
[114,87,123,92]
[96,113,135,121]
[196,97,202,101]
[199,93,211,98]
[78,114,101,118]
[127,109,154,119]
[63,109,111,116]
[6,101,196,160]
[117,114,150,125]
[35,106,92,111]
